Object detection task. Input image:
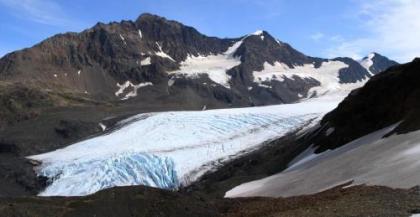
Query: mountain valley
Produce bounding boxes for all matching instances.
[1,12,419,217]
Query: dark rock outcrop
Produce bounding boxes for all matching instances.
[314,58,420,152]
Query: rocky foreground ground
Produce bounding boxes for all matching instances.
[0,185,420,217]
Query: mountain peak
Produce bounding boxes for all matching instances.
[359,52,398,75]
[367,52,376,59]
[135,13,186,29]
[136,13,167,22]
[246,30,276,42]
[361,52,381,61]
[252,30,265,35]
[363,52,396,62]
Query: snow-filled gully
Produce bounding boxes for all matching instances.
[28,96,341,196]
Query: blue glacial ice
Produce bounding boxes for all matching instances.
[37,152,178,196]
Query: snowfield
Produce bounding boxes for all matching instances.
[359,53,375,75]
[226,123,420,198]
[253,60,349,96]
[169,39,243,88]
[29,95,341,196]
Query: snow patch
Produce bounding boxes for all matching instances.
[115,81,153,100]
[252,60,361,97]
[138,29,143,39]
[258,83,271,89]
[140,57,151,66]
[359,53,375,75]
[251,30,264,40]
[168,77,176,87]
[168,39,243,88]
[99,123,106,131]
[224,39,243,56]
[155,42,175,61]
[119,34,127,45]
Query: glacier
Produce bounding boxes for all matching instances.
[29,95,344,196]
[37,152,178,196]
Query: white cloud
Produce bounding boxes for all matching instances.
[0,0,80,27]
[310,32,324,41]
[325,38,368,60]
[326,0,420,62]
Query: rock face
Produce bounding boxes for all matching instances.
[314,58,420,152]
[334,57,372,83]
[0,13,397,108]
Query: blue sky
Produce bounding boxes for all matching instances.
[0,0,419,62]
